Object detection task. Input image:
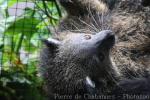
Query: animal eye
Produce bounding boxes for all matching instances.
[98,53,105,61]
[84,35,91,40]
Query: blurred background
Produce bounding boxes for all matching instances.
[0,0,62,99]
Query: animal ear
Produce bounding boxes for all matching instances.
[42,38,61,48]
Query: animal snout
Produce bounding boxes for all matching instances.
[102,30,114,40]
[96,30,115,49]
[104,30,115,44]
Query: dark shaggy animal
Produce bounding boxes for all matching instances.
[39,0,150,99]
[40,30,120,99]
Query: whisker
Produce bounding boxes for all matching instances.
[87,4,100,31]
[70,19,81,31]
[89,21,100,33]
[101,13,104,30]
[78,18,99,32]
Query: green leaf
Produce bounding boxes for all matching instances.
[7,0,29,7]
[5,17,41,38]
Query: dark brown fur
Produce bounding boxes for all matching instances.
[39,0,150,99]
[40,31,120,99]
[56,0,150,78]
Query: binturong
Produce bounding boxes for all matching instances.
[39,30,120,99]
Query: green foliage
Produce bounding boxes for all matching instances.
[0,0,62,99]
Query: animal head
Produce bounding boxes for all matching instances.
[43,30,120,85]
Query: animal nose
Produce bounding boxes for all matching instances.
[96,30,115,49]
[103,30,115,43]
[101,30,115,49]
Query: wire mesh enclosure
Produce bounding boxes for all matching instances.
[0,0,62,99]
